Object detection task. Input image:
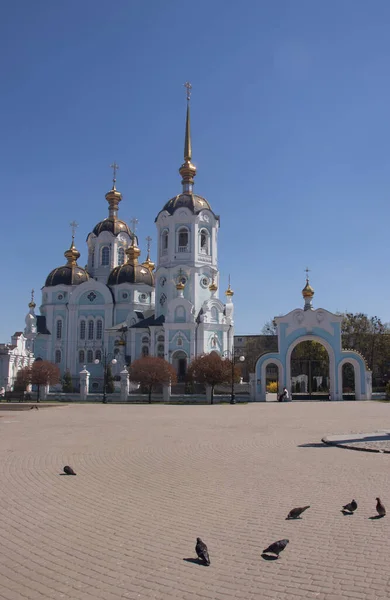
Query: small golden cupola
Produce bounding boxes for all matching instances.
[302,268,314,310]
[92,164,131,237]
[107,230,155,287]
[209,275,218,295]
[225,275,234,299]
[28,288,36,309]
[142,236,155,272]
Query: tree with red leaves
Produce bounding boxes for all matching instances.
[129,357,177,403]
[187,352,236,404]
[31,360,60,402]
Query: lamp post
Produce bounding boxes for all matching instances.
[223,349,245,404]
[94,351,117,404]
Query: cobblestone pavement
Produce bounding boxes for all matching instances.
[323,431,390,453]
[1,402,390,600]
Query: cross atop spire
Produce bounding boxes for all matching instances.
[31,289,35,304]
[130,217,139,234]
[70,220,78,242]
[110,162,119,189]
[305,266,311,282]
[28,288,36,309]
[146,235,152,254]
[184,81,192,103]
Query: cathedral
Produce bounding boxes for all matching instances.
[23,89,235,391]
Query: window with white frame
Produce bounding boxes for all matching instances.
[142,346,149,357]
[161,230,169,254]
[88,320,94,340]
[157,334,164,342]
[56,319,62,339]
[79,350,85,364]
[101,246,110,266]
[141,335,149,345]
[95,350,102,362]
[96,320,103,340]
[117,247,125,265]
[178,227,189,252]
[55,349,61,363]
[80,320,86,340]
[199,229,210,254]
[157,344,164,358]
[87,350,93,363]
[174,306,186,323]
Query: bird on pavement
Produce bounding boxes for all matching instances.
[287,506,310,520]
[376,497,386,517]
[263,539,289,558]
[196,538,210,566]
[63,465,77,476]
[342,499,357,513]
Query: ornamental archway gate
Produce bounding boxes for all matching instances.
[251,308,372,401]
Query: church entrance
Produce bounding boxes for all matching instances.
[290,340,330,400]
[172,350,187,382]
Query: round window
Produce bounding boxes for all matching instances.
[200,277,209,288]
[139,293,147,302]
[122,292,128,299]
[57,294,64,300]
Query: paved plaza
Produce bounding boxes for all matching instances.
[0,402,390,600]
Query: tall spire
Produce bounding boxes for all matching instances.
[179,82,197,193]
[142,236,155,272]
[105,163,122,219]
[64,222,80,266]
[126,218,141,265]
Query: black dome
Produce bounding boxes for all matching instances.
[156,193,218,221]
[45,265,89,287]
[107,263,154,286]
[92,218,131,237]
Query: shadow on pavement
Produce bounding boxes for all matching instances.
[298,442,328,448]
[183,558,209,566]
[261,553,279,561]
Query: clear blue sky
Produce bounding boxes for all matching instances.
[1,0,390,340]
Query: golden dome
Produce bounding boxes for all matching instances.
[302,279,314,298]
[209,279,218,292]
[126,237,141,264]
[225,284,234,297]
[28,301,36,309]
[117,339,126,346]
[176,281,185,291]
[64,240,80,267]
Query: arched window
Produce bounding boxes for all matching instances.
[79,350,85,364]
[80,320,86,340]
[56,319,62,339]
[174,306,186,323]
[210,307,218,323]
[96,320,103,340]
[199,229,210,254]
[55,349,61,364]
[88,320,94,340]
[101,246,110,266]
[117,247,125,265]
[142,335,149,345]
[87,350,93,363]
[161,230,169,254]
[142,346,149,357]
[178,227,189,251]
[157,334,165,342]
[95,350,102,362]
[157,344,164,358]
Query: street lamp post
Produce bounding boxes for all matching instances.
[223,350,245,404]
[94,351,117,404]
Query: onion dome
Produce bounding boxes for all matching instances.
[107,236,154,286]
[209,277,218,293]
[302,280,314,299]
[45,237,89,287]
[160,193,213,216]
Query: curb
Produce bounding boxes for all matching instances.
[321,436,390,454]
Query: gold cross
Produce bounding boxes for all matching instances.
[184,81,192,102]
[70,221,78,241]
[110,162,119,187]
[305,267,311,281]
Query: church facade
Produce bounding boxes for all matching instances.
[23,93,235,391]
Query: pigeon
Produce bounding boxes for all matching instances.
[263,539,289,557]
[342,499,357,513]
[30,406,39,410]
[287,506,310,520]
[195,538,210,566]
[376,497,386,517]
[63,465,76,476]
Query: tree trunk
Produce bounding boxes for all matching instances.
[148,385,152,404]
[37,384,40,403]
[211,385,214,405]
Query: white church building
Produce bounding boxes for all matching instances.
[23,90,235,391]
